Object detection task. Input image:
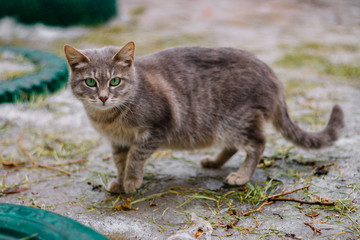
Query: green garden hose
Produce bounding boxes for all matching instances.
[0,46,68,103]
[0,0,117,26]
[0,203,109,239]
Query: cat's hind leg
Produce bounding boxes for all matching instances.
[201,147,237,169]
[108,144,129,194]
[225,134,265,186]
[225,110,266,186]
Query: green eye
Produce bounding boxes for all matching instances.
[85,78,96,87]
[110,77,121,86]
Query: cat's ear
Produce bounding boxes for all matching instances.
[112,42,135,67]
[64,45,90,69]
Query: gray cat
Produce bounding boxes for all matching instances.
[64,42,344,194]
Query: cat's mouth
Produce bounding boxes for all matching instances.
[87,99,114,110]
[98,102,113,109]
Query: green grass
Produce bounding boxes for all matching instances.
[296,105,328,127]
[67,174,359,238]
[276,43,360,82]
[0,125,100,197]
[276,42,357,128]
[129,6,147,16]
[279,42,359,53]
[277,52,360,80]
[277,53,328,69]
[285,78,324,95]
[324,63,360,80]
[295,42,359,52]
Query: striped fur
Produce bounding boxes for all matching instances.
[65,42,345,194]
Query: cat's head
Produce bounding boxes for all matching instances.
[64,42,136,111]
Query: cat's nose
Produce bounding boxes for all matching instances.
[99,96,108,103]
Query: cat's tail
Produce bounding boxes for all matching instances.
[272,101,345,149]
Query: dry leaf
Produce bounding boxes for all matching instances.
[1,160,26,168]
[3,187,29,195]
[195,229,204,238]
[114,198,139,211]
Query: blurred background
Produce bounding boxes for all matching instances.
[0,0,358,57]
[0,0,359,239]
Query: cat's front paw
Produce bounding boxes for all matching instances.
[108,180,124,194]
[123,177,142,194]
[225,172,250,186]
[201,157,222,169]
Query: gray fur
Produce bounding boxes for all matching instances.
[64,42,345,194]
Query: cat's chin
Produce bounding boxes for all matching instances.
[87,102,116,111]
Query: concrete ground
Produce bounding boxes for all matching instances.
[0,0,359,239]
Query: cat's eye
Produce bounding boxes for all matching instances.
[110,77,121,86]
[85,78,96,87]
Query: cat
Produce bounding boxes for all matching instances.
[64,42,344,194]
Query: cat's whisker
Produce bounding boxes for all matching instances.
[113,101,133,115]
